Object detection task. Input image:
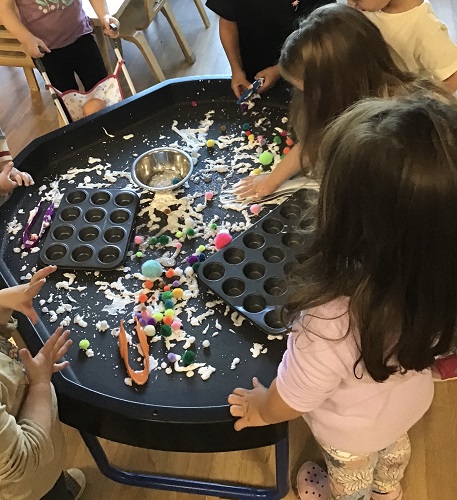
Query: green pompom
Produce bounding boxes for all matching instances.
[161,325,172,337]
[79,339,90,350]
[259,151,274,166]
[182,350,196,365]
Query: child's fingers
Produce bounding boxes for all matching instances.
[233,417,249,431]
[53,334,72,359]
[231,387,249,397]
[31,265,57,284]
[40,326,65,355]
[15,171,34,186]
[26,278,46,297]
[52,360,70,373]
[252,376,263,388]
[19,347,32,367]
[229,403,245,418]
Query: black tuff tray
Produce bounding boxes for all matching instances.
[198,189,312,334]
[40,188,139,270]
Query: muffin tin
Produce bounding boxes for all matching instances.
[197,190,312,335]
[40,188,140,270]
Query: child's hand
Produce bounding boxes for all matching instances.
[231,70,251,99]
[20,327,72,385]
[228,377,270,431]
[0,162,17,195]
[255,65,280,94]
[233,173,279,200]
[24,34,50,58]
[0,266,57,324]
[10,166,34,187]
[103,16,120,37]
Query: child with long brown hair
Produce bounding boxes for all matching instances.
[229,93,457,499]
[234,3,445,200]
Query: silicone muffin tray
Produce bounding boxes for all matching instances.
[40,188,140,270]
[197,189,312,335]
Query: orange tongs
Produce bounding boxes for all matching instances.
[118,317,150,385]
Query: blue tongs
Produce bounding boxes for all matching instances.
[236,78,265,105]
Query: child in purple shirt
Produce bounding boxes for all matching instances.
[0,0,119,92]
[228,93,457,499]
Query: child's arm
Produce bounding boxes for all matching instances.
[0,0,50,57]
[89,0,120,37]
[18,327,71,434]
[0,266,57,325]
[233,144,304,200]
[228,377,302,431]
[218,17,251,98]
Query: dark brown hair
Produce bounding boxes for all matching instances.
[284,94,457,382]
[279,3,420,170]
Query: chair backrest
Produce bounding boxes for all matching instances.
[0,25,35,69]
[120,0,169,32]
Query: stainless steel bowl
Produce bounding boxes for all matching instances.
[131,147,193,191]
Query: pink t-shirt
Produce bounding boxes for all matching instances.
[276,297,434,455]
[15,0,92,50]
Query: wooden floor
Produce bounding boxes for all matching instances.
[2,1,457,499]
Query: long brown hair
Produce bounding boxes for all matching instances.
[279,3,420,169]
[284,94,457,382]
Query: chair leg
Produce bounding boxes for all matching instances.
[161,1,196,64]
[23,67,39,92]
[93,24,113,73]
[124,33,166,82]
[193,0,210,29]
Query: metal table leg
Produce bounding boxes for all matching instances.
[80,431,289,499]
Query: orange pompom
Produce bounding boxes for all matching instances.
[283,147,291,155]
[165,268,175,279]
[163,315,174,326]
[145,280,153,289]
[163,285,171,291]
[286,137,294,146]
[138,293,148,303]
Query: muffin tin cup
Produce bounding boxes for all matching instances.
[40,188,140,270]
[197,189,312,335]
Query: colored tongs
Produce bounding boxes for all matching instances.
[118,317,150,385]
[22,200,56,248]
[237,77,265,105]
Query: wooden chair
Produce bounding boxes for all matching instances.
[118,0,195,83]
[193,0,210,29]
[0,25,39,91]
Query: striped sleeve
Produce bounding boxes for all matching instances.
[0,128,12,163]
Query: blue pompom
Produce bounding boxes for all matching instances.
[141,259,163,278]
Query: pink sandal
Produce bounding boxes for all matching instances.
[296,461,328,499]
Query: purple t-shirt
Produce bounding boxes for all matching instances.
[16,0,92,50]
[276,297,434,454]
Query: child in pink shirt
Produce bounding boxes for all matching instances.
[0,0,119,92]
[228,93,457,499]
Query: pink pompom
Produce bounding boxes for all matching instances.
[214,232,233,250]
[175,242,182,249]
[205,191,214,201]
[171,320,182,330]
[250,204,260,215]
[134,235,144,245]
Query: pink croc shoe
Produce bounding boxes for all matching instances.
[296,461,328,499]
